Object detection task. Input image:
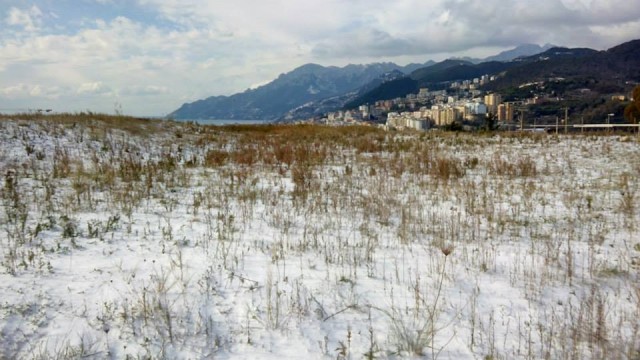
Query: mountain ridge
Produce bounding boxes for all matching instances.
[346,40,640,110]
[168,41,638,121]
[168,61,433,120]
[484,40,640,94]
[451,43,557,63]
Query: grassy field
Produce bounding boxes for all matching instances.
[1,114,639,359]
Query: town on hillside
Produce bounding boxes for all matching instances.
[302,74,637,132]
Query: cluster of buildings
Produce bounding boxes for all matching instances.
[315,73,517,130]
[385,92,516,130]
[449,74,495,90]
[302,73,637,130]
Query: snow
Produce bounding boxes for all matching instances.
[1,117,639,359]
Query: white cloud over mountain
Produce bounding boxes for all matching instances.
[1,0,639,116]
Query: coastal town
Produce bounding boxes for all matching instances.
[324,75,505,129]
[307,74,634,132]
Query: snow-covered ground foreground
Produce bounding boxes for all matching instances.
[1,114,639,359]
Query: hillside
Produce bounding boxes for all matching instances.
[485,40,640,92]
[168,62,432,120]
[167,40,639,121]
[281,70,408,121]
[451,43,557,63]
[483,43,556,62]
[344,60,516,109]
[168,43,556,121]
[346,40,640,111]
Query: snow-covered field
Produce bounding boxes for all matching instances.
[1,115,639,359]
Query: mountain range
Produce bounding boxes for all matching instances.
[168,41,640,121]
[485,42,640,92]
[168,62,433,120]
[452,43,556,63]
[346,40,640,112]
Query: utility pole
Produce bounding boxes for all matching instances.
[564,107,568,134]
[556,116,559,135]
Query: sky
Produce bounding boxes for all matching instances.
[1,0,639,117]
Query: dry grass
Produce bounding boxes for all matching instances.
[1,114,638,359]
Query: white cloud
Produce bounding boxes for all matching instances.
[5,6,43,32]
[1,83,65,99]
[0,12,285,115]
[77,82,112,95]
[121,85,169,96]
[1,84,32,98]
[589,20,640,48]
[307,0,640,61]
